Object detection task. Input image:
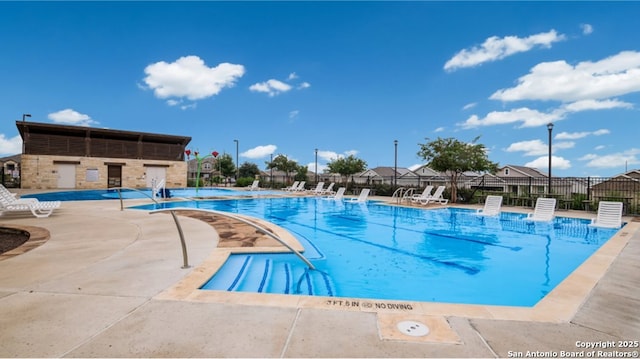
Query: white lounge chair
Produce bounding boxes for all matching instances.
[0,190,61,218]
[246,180,261,190]
[293,181,306,192]
[526,197,556,222]
[410,185,433,204]
[418,186,448,205]
[0,185,38,205]
[322,187,345,200]
[346,188,370,203]
[307,182,325,195]
[476,195,503,216]
[318,182,335,195]
[284,181,300,192]
[590,201,623,228]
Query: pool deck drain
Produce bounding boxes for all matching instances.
[397,320,430,336]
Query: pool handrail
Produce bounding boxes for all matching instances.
[111,187,159,210]
[391,187,406,204]
[149,207,316,270]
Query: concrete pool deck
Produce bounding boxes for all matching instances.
[0,195,638,358]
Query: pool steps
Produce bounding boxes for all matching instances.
[201,254,335,296]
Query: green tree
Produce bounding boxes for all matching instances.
[238,162,260,179]
[266,154,298,183]
[216,153,236,181]
[417,136,498,203]
[294,165,309,182]
[326,154,367,186]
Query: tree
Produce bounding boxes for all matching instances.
[326,154,367,186]
[266,154,298,183]
[238,162,260,179]
[417,136,498,203]
[216,153,236,180]
[294,165,309,182]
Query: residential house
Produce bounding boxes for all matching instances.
[0,154,21,188]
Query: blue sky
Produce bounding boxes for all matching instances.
[2,1,639,177]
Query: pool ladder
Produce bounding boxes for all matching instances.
[149,207,316,271]
[391,187,416,204]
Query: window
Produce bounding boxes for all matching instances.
[505,168,510,176]
[203,163,212,170]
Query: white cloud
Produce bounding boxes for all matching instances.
[506,139,574,156]
[306,162,328,174]
[287,72,298,80]
[298,82,311,89]
[143,55,245,101]
[241,145,277,159]
[555,129,610,140]
[459,107,562,129]
[289,110,299,120]
[462,102,477,110]
[48,109,97,126]
[562,99,632,112]
[344,150,359,156]
[578,148,640,169]
[490,51,640,102]
[581,23,593,35]
[317,150,340,161]
[0,134,22,155]
[434,127,445,133]
[444,29,566,71]
[460,99,630,129]
[249,79,292,97]
[594,145,606,150]
[524,155,572,171]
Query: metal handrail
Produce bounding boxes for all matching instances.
[110,187,159,210]
[391,187,406,204]
[149,207,316,270]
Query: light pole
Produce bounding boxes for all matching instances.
[547,123,553,195]
[22,113,31,121]
[314,148,318,184]
[233,139,239,180]
[394,140,398,189]
[270,153,273,188]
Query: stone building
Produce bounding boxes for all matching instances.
[16,121,191,190]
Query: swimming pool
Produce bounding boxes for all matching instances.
[22,187,282,201]
[131,197,620,307]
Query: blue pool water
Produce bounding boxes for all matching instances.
[23,187,281,201]
[132,197,618,306]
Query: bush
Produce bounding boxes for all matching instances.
[235,177,255,187]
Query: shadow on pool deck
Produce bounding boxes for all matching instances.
[0,197,638,358]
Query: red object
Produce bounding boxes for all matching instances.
[212,151,219,158]
[184,149,191,157]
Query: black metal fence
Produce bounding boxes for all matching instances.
[267,174,640,216]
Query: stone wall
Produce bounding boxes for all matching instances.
[20,154,187,189]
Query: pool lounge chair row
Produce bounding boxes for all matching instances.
[475,195,623,229]
[409,185,449,205]
[0,185,61,218]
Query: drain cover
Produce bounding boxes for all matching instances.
[397,320,430,337]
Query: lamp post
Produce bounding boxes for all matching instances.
[22,114,31,121]
[270,153,273,188]
[394,140,398,189]
[547,123,554,195]
[234,139,239,180]
[314,148,318,184]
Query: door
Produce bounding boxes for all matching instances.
[145,166,166,188]
[107,165,122,188]
[56,163,76,188]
